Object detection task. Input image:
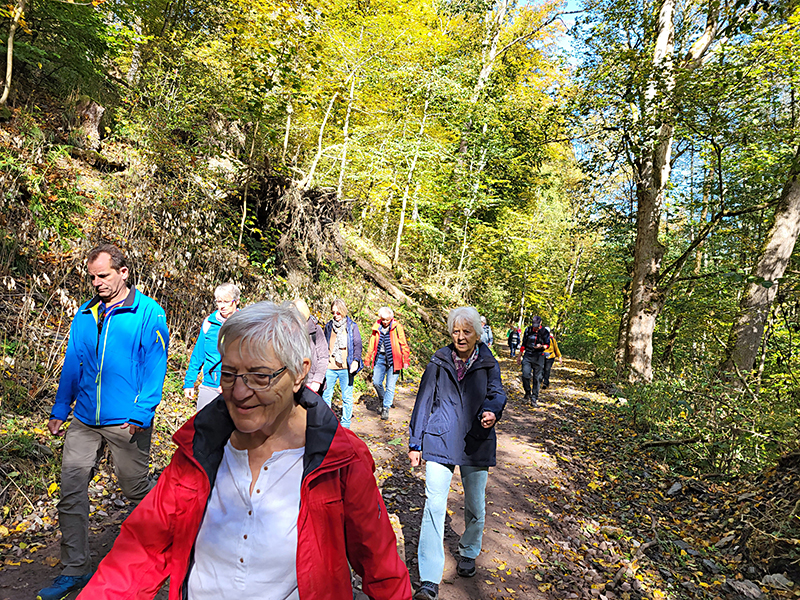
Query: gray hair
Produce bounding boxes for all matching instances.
[480,315,487,324]
[215,282,241,302]
[447,306,482,336]
[218,301,310,382]
[378,306,394,319]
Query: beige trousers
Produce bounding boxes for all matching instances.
[57,418,153,576]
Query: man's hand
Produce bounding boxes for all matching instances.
[307,381,321,393]
[120,423,143,435]
[408,450,421,467]
[184,388,195,399]
[480,411,496,429]
[558,357,563,363]
[48,419,66,436]
[349,361,359,374]
[516,354,522,365]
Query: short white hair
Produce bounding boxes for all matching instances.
[480,315,487,324]
[447,306,482,336]
[214,282,241,302]
[218,301,310,381]
[378,306,394,319]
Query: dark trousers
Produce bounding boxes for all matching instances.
[509,343,518,357]
[521,353,545,401]
[543,357,555,388]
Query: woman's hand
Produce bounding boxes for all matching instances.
[408,450,421,467]
[480,411,496,429]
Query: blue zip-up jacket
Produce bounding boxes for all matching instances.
[183,310,224,390]
[324,316,363,382]
[51,286,169,428]
[409,343,506,467]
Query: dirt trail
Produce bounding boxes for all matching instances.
[352,351,602,600]
[0,350,667,600]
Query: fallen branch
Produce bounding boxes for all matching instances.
[640,436,701,449]
[612,512,660,586]
[67,147,126,172]
[349,254,443,331]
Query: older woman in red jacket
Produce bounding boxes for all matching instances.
[365,307,411,421]
[79,301,411,600]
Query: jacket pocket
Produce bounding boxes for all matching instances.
[424,415,449,436]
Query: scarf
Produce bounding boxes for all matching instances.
[378,323,390,353]
[331,318,348,365]
[452,345,479,381]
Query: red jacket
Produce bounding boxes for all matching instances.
[78,388,412,600]
[365,319,411,372]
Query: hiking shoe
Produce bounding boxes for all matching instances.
[380,407,389,420]
[37,573,94,600]
[523,393,531,402]
[413,581,439,600]
[457,555,476,577]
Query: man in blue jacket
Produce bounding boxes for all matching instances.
[39,244,169,600]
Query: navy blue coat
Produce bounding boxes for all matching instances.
[409,343,506,467]
[324,316,364,383]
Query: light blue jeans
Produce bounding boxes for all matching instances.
[322,368,354,428]
[417,461,489,583]
[372,355,399,410]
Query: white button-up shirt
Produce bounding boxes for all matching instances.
[187,442,304,600]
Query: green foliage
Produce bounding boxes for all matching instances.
[12,0,112,97]
[620,363,799,475]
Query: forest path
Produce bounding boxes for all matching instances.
[0,346,762,600]
[350,349,636,600]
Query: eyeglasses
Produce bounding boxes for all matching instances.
[219,366,287,391]
[216,298,236,305]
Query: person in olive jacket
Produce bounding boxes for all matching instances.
[408,307,506,600]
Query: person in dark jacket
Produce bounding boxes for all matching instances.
[184,282,241,411]
[408,306,506,600]
[517,315,550,405]
[506,324,521,357]
[78,301,412,600]
[323,298,363,429]
[292,298,328,394]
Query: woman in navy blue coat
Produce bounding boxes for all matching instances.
[408,307,506,600]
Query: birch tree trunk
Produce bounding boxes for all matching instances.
[126,17,143,86]
[1,0,26,107]
[392,96,429,267]
[336,75,357,200]
[720,145,800,374]
[459,0,509,156]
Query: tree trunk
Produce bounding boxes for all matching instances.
[458,0,509,157]
[299,91,338,191]
[126,17,143,86]
[238,122,259,247]
[282,96,293,163]
[392,96,429,267]
[720,145,800,374]
[623,0,719,383]
[615,279,631,374]
[624,0,675,383]
[336,75,357,200]
[1,0,26,107]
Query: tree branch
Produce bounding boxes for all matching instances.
[657,200,777,289]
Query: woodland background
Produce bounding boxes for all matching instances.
[0,0,798,588]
